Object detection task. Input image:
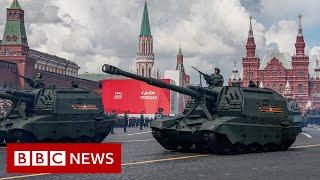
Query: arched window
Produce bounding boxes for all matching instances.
[149,69,151,77]
[6,36,11,42]
[142,67,145,77]
[298,84,303,93]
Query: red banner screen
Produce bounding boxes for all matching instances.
[102,79,171,114]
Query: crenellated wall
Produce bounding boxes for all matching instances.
[35,70,99,90]
[0,60,18,89]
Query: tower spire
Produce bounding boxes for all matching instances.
[10,0,21,9]
[294,14,306,56]
[249,16,253,37]
[2,0,28,46]
[298,14,303,36]
[136,0,154,77]
[176,45,184,72]
[246,16,256,57]
[140,0,151,36]
[242,16,260,87]
[283,81,293,97]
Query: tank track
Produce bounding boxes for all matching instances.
[3,128,111,144]
[152,128,295,155]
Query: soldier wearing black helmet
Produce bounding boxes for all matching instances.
[33,72,45,88]
[208,67,224,87]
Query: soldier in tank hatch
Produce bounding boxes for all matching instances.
[209,68,224,87]
[33,72,45,88]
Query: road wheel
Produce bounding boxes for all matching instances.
[248,143,261,153]
[280,141,294,151]
[177,144,193,152]
[152,129,177,151]
[10,130,37,143]
[206,133,234,155]
[235,143,246,154]
[269,143,280,152]
[262,143,271,152]
[93,134,106,143]
[194,143,207,153]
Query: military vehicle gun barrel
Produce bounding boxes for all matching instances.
[191,66,212,80]
[18,75,34,87]
[102,64,217,101]
[3,90,35,104]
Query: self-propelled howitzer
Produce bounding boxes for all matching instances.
[0,86,115,144]
[102,64,301,155]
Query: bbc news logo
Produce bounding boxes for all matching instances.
[14,151,66,166]
[7,144,121,173]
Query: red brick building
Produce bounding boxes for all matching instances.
[231,15,320,109]
[0,0,98,90]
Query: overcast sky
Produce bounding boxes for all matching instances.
[0,0,319,83]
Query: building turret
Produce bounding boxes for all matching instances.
[0,0,34,89]
[136,0,154,77]
[228,62,242,87]
[295,14,305,56]
[176,45,185,73]
[2,0,28,47]
[246,16,256,57]
[259,81,264,88]
[283,81,293,98]
[242,16,260,87]
[291,14,309,107]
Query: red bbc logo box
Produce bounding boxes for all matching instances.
[7,143,121,174]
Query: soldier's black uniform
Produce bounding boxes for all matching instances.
[139,114,144,131]
[123,113,128,133]
[205,68,224,87]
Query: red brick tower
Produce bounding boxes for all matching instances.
[242,16,260,87]
[176,46,190,86]
[176,46,185,72]
[175,46,190,113]
[0,0,34,88]
[290,14,309,107]
[136,1,154,77]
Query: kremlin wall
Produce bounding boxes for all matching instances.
[0,0,98,90]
